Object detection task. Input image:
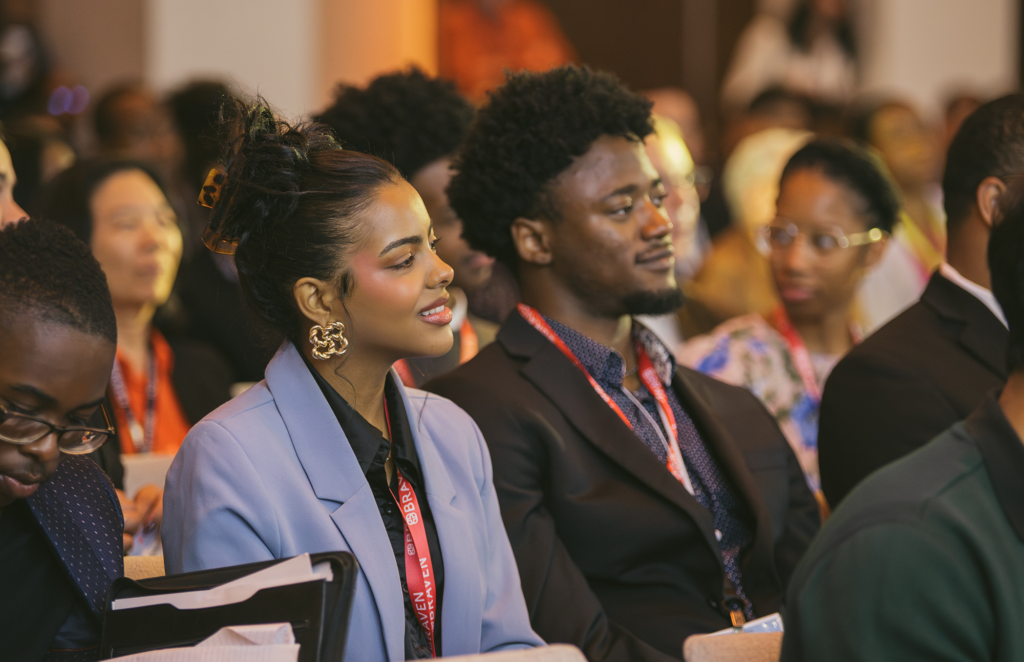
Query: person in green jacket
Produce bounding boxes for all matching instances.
[781,188,1024,661]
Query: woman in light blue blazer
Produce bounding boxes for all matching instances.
[161,100,542,660]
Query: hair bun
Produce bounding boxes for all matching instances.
[205,97,339,253]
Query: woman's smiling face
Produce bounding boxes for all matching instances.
[327,180,456,363]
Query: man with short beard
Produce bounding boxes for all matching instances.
[425,66,819,662]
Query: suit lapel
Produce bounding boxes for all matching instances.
[265,343,405,660]
[922,272,1009,378]
[398,380,482,658]
[502,313,721,554]
[26,456,124,621]
[671,369,781,598]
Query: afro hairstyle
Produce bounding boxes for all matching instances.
[0,217,116,342]
[315,67,475,180]
[447,65,654,268]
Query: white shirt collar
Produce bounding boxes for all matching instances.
[939,263,1008,328]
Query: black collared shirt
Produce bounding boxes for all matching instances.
[305,359,444,659]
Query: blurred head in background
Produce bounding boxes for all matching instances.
[645,115,705,281]
[94,83,182,182]
[317,67,494,294]
[0,138,27,225]
[36,161,182,325]
[767,139,897,325]
[853,100,939,194]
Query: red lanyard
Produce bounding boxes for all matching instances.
[768,306,862,403]
[516,304,692,490]
[383,400,437,657]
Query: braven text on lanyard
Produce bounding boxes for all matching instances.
[384,399,438,657]
[109,353,157,453]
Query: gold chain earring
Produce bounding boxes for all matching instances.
[309,321,349,360]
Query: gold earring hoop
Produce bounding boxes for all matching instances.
[309,321,349,360]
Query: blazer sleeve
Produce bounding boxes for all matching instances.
[468,417,547,652]
[162,419,280,574]
[431,380,678,662]
[818,349,960,507]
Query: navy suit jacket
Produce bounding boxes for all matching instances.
[162,342,543,662]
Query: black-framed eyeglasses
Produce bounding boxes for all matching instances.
[758,220,886,256]
[0,401,115,455]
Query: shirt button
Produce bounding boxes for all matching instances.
[715,529,723,542]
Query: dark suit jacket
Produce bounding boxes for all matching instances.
[818,271,1008,506]
[26,455,125,661]
[781,394,1024,661]
[425,311,819,662]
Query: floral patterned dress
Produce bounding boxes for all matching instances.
[678,314,841,496]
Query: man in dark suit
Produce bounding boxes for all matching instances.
[425,65,819,662]
[781,181,1024,662]
[1,218,125,661]
[817,94,1024,506]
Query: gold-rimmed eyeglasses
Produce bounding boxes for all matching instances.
[758,220,886,256]
[0,401,115,455]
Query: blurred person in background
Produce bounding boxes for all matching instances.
[4,118,74,210]
[818,94,1022,508]
[638,114,709,348]
[317,68,498,386]
[0,218,123,661]
[722,0,858,111]
[681,127,812,337]
[853,100,944,292]
[681,139,897,515]
[781,187,1024,662]
[645,87,710,195]
[167,80,276,383]
[93,83,183,186]
[0,135,27,224]
[439,0,577,104]
[36,160,232,461]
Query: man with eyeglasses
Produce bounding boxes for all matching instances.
[818,94,1024,508]
[0,218,124,661]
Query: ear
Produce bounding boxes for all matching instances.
[976,175,1007,227]
[293,277,339,328]
[510,217,555,266]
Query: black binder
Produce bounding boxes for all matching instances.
[100,552,358,662]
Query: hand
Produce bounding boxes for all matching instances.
[117,488,140,553]
[133,484,164,533]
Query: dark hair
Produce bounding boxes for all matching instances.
[93,82,147,146]
[448,65,654,267]
[943,94,1024,235]
[780,138,900,233]
[167,80,236,188]
[988,188,1024,372]
[316,67,474,180]
[33,159,169,244]
[0,217,116,342]
[788,0,856,58]
[205,98,403,344]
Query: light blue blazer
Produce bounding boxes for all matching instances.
[162,342,543,660]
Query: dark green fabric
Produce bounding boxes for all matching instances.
[782,396,1024,661]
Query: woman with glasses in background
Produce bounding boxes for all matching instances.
[0,218,124,661]
[680,139,898,514]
